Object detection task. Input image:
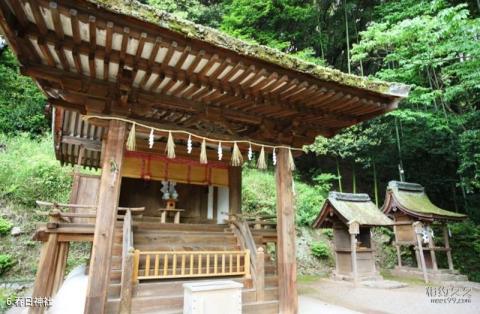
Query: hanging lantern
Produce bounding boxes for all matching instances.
[272,148,277,166]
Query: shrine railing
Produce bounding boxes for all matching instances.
[132,250,250,281]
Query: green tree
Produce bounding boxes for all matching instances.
[221,0,327,64]
[349,0,480,218]
[0,48,47,135]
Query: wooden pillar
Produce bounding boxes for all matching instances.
[350,234,358,286]
[443,224,454,270]
[349,221,359,287]
[84,120,126,314]
[119,249,134,314]
[427,225,438,271]
[275,148,297,314]
[51,242,70,296]
[413,222,429,283]
[411,223,422,270]
[393,222,402,267]
[30,234,59,314]
[395,245,402,267]
[229,166,242,214]
[255,247,265,302]
[370,229,377,274]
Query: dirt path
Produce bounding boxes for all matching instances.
[299,278,479,314]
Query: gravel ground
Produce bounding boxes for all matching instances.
[299,278,479,314]
[299,295,362,314]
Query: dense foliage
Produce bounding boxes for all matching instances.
[242,166,333,225]
[448,221,480,282]
[0,49,47,135]
[0,134,72,206]
[306,0,480,223]
[310,241,331,259]
[0,218,12,236]
[0,255,14,276]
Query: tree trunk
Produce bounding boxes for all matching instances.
[394,117,405,181]
[336,157,343,192]
[343,0,351,74]
[373,161,378,207]
[352,162,356,193]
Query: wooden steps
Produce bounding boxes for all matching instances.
[106,221,279,313]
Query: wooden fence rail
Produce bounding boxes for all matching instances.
[133,250,250,281]
[120,209,134,314]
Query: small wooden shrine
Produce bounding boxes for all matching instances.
[313,192,392,283]
[382,181,466,282]
[0,0,409,313]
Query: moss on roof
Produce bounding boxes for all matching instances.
[322,192,392,226]
[86,0,409,98]
[388,181,466,220]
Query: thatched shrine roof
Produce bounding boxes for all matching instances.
[0,0,409,167]
[382,181,466,222]
[313,192,392,228]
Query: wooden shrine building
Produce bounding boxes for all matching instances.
[0,0,409,313]
[382,181,466,283]
[313,192,392,283]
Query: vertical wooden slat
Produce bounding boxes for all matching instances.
[154,254,159,276]
[214,254,218,275]
[133,250,140,282]
[229,254,233,273]
[181,255,186,276]
[145,254,150,277]
[222,254,225,274]
[172,254,177,276]
[206,254,210,275]
[190,254,194,275]
[198,254,202,275]
[237,254,240,273]
[163,254,168,276]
